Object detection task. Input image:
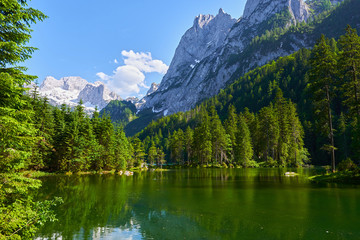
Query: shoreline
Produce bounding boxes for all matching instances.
[309,171,360,184]
[15,168,360,184]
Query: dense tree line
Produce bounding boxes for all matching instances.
[137,90,308,168]
[137,26,360,171]
[28,95,134,172]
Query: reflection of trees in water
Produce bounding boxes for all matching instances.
[36,170,310,239]
[35,169,359,240]
[36,175,134,239]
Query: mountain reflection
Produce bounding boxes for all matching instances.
[35,169,360,240]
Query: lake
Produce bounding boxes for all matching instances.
[35,169,360,240]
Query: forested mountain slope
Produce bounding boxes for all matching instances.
[134,23,360,167]
[125,0,359,135]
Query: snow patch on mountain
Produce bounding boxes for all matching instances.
[38,76,121,112]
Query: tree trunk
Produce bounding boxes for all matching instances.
[326,85,336,173]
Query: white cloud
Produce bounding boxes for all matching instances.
[96,72,110,81]
[122,50,169,74]
[97,50,168,98]
[114,59,119,64]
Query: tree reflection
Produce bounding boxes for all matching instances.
[35,169,360,240]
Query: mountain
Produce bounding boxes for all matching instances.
[134,82,160,109]
[134,18,360,167]
[140,8,236,113]
[141,0,311,115]
[38,76,122,112]
[126,96,140,104]
[122,0,359,135]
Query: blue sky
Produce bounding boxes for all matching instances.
[26,0,247,98]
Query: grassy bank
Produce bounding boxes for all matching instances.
[309,171,360,184]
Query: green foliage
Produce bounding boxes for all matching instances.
[100,100,137,126]
[45,105,133,172]
[131,137,146,167]
[147,141,158,165]
[337,158,358,171]
[307,0,333,13]
[0,107,38,172]
[235,116,255,167]
[0,2,66,238]
[0,174,62,239]
[338,25,360,117]
[0,0,47,172]
[135,93,307,167]
[308,34,337,172]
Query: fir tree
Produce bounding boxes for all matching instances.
[225,105,238,161]
[148,141,158,165]
[338,25,360,117]
[258,104,280,165]
[235,116,254,167]
[194,108,212,165]
[309,34,337,172]
[184,127,194,165]
[210,107,229,164]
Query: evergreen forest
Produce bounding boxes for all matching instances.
[1,0,360,238]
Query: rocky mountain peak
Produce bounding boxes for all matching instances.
[37,76,121,113]
[243,0,310,25]
[150,9,236,94]
[194,14,214,29]
[126,97,139,104]
[218,8,225,15]
[147,83,159,96]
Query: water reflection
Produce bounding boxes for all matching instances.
[36,169,360,240]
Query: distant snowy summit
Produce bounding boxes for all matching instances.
[37,76,122,112]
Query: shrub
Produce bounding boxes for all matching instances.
[337,158,357,172]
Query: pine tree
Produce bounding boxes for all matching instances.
[184,127,194,165]
[209,107,229,165]
[194,108,212,165]
[0,2,60,239]
[235,116,254,167]
[30,97,55,170]
[112,126,130,170]
[309,34,337,172]
[170,129,184,164]
[336,112,349,161]
[132,137,146,167]
[0,0,46,171]
[274,89,291,166]
[156,148,166,168]
[286,100,308,167]
[225,105,238,161]
[148,141,158,165]
[242,108,258,160]
[338,25,360,117]
[257,104,280,165]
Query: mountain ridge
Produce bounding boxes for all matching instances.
[37,76,122,112]
[141,0,312,116]
[124,0,358,136]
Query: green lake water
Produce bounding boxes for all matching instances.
[35,169,360,240]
